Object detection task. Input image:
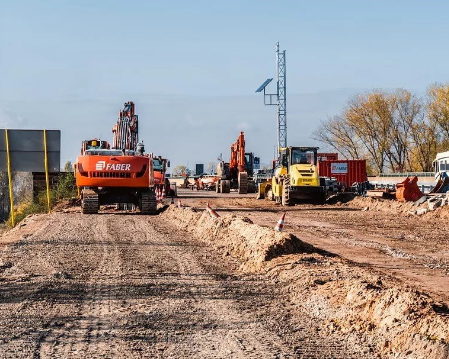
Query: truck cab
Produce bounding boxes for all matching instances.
[433,151,449,181]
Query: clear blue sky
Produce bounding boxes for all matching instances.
[1,0,449,169]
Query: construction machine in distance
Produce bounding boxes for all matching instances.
[152,156,176,196]
[257,146,328,205]
[75,101,157,214]
[216,131,257,194]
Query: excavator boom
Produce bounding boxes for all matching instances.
[112,101,139,151]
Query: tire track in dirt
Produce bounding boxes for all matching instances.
[143,218,295,358]
[37,215,124,357]
[1,212,377,358]
[144,218,367,359]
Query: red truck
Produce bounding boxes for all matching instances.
[152,156,175,196]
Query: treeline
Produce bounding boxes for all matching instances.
[313,83,449,174]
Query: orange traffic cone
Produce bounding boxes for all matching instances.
[162,186,166,200]
[274,212,286,232]
[177,199,182,208]
[157,188,162,203]
[206,202,220,218]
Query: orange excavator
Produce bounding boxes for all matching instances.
[75,101,157,214]
[216,132,256,194]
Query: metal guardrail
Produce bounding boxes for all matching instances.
[378,172,435,178]
[253,174,272,184]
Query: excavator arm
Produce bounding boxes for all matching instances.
[112,101,139,151]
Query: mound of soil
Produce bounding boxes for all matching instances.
[164,204,449,358]
[349,196,418,214]
[275,256,449,358]
[161,206,316,271]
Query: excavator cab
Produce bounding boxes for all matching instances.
[81,139,110,154]
[244,152,256,177]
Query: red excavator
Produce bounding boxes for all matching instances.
[75,101,157,214]
[216,132,257,194]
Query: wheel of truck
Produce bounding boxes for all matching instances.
[216,180,221,193]
[140,190,157,214]
[221,180,231,193]
[318,191,327,204]
[81,189,99,214]
[247,180,256,193]
[282,177,292,206]
[238,172,248,194]
[164,178,174,196]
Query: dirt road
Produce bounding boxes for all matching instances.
[0,212,374,358]
[179,189,449,306]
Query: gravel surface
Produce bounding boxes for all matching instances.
[0,212,376,358]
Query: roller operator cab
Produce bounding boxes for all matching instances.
[258,147,327,205]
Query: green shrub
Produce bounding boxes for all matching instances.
[55,172,77,199]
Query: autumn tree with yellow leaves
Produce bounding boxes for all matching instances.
[314,86,448,174]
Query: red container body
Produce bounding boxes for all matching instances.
[317,153,339,161]
[318,159,367,187]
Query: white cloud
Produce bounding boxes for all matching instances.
[236,121,250,130]
[185,113,204,128]
[0,108,28,128]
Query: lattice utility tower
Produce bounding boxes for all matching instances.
[255,42,287,154]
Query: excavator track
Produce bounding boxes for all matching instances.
[140,190,157,214]
[238,172,248,194]
[81,189,99,214]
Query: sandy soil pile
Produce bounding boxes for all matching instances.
[161,206,315,271]
[349,196,420,213]
[164,204,449,358]
[266,254,449,358]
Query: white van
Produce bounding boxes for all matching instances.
[433,151,449,181]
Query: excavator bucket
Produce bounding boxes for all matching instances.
[395,176,423,202]
[431,175,449,194]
